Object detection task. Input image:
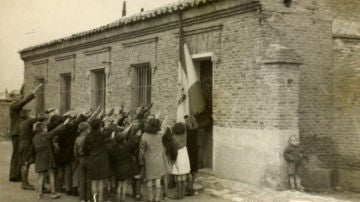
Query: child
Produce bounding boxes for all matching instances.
[162,126,177,200]
[284,135,306,191]
[171,123,190,199]
[184,115,198,196]
[139,117,168,202]
[83,118,111,202]
[19,111,47,190]
[32,118,69,199]
[127,120,144,201]
[110,131,133,202]
[74,122,91,202]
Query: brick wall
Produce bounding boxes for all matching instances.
[332,37,360,191]
[20,0,360,190]
[22,0,263,126]
[259,0,360,190]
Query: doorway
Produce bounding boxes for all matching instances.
[194,58,213,169]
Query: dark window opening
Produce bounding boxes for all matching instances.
[60,73,71,114]
[284,0,292,7]
[91,69,106,111]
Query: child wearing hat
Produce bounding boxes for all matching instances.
[284,135,307,191]
[32,118,70,199]
[171,122,190,199]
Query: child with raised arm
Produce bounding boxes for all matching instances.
[32,118,70,199]
[110,127,134,202]
[83,118,111,202]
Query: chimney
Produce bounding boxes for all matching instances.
[122,1,126,17]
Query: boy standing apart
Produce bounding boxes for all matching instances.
[284,135,307,192]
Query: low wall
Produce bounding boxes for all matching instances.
[213,126,296,189]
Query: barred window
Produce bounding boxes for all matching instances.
[60,73,71,114]
[132,63,151,108]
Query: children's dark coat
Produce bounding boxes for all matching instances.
[109,143,133,181]
[126,126,143,175]
[284,144,305,175]
[162,129,178,162]
[19,117,39,164]
[56,115,86,166]
[83,129,111,180]
[9,93,35,180]
[32,124,66,172]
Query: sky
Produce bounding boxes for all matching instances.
[0,0,179,92]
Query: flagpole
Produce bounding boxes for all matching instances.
[179,11,186,75]
[176,10,189,122]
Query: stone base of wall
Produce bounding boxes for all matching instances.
[301,167,332,191]
[336,168,360,192]
[213,126,297,189]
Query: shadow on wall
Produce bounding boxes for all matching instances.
[301,135,337,191]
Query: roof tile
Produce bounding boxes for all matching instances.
[19,0,220,53]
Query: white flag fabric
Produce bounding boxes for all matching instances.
[177,61,189,122]
[176,43,206,121]
[184,43,206,116]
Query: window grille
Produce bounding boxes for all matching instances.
[132,64,151,108]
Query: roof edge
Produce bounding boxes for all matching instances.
[19,0,224,54]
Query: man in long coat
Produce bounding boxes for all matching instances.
[9,84,42,182]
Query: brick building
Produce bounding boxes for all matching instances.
[19,0,360,191]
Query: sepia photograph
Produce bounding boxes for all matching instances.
[1,0,360,201]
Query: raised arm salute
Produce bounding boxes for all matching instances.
[9,83,43,182]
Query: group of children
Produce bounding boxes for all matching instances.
[17,104,200,202]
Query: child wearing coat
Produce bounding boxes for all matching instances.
[284,135,307,191]
[83,118,112,202]
[74,122,92,202]
[32,118,70,199]
[139,117,168,202]
[162,126,177,200]
[171,123,190,199]
[110,130,134,202]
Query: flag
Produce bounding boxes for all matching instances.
[177,11,188,122]
[176,12,206,121]
[184,43,206,115]
[177,61,189,122]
